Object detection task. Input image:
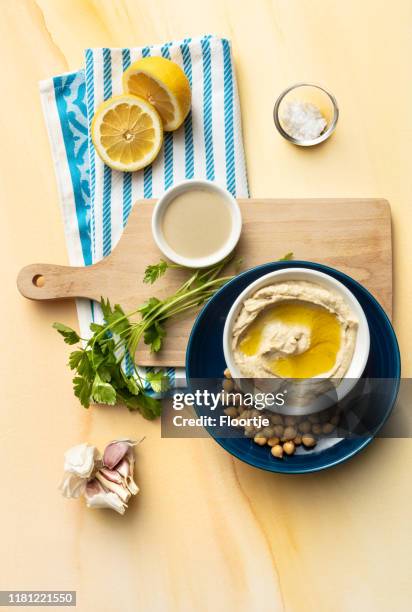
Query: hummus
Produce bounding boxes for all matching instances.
[232,280,358,379]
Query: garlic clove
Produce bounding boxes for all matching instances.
[63,443,99,479]
[116,457,139,495]
[103,440,136,470]
[116,457,130,479]
[59,472,87,499]
[84,479,126,515]
[99,467,123,484]
[95,471,131,504]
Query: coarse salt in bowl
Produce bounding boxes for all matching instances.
[273,83,339,146]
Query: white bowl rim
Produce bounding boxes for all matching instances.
[151,179,242,269]
[222,266,370,407]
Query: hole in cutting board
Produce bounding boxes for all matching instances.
[32,274,45,288]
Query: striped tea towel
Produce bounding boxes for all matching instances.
[39,35,249,381]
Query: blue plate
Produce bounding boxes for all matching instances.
[186,261,401,473]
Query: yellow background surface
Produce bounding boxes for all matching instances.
[1,1,411,611]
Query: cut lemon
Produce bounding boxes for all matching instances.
[91,94,163,172]
[122,57,191,131]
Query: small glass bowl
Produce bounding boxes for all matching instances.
[273,83,339,146]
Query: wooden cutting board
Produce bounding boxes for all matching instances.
[17,198,392,366]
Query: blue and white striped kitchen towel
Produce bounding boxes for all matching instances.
[39,35,248,380]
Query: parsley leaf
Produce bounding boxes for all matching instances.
[138,297,161,318]
[144,321,166,352]
[279,252,294,261]
[143,260,169,284]
[69,350,93,378]
[91,373,117,405]
[100,297,113,321]
[123,374,140,395]
[68,350,84,370]
[116,393,140,411]
[98,365,112,382]
[53,322,80,345]
[146,370,170,393]
[90,322,105,334]
[73,376,92,408]
[100,298,130,335]
[134,394,162,419]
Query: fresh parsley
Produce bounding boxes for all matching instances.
[53,322,80,345]
[54,251,292,418]
[146,370,170,393]
[143,260,169,284]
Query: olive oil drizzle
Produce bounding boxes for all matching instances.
[239,301,342,378]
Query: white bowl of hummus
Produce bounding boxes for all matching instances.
[223,267,370,414]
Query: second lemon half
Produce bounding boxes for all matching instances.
[123,57,191,131]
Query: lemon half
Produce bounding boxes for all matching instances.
[123,57,191,131]
[91,94,163,172]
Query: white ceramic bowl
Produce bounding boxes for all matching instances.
[151,179,242,268]
[223,267,370,414]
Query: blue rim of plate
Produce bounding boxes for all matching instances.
[185,261,401,474]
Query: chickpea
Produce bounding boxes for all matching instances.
[254,435,267,446]
[284,415,297,426]
[271,413,284,426]
[244,426,255,437]
[322,423,335,435]
[282,426,297,441]
[283,441,295,455]
[222,378,234,393]
[261,426,275,438]
[302,435,317,448]
[298,420,312,434]
[330,414,340,426]
[268,436,280,447]
[311,423,322,435]
[239,409,251,420]
[319,409,330,424]
[224,407,238,418]
[271,444,284,459]
[224,368,232,379]
[309,414,319,424]
[294,435,302,445]
[273,425,284,438]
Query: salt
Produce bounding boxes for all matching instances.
[281,101,327,141]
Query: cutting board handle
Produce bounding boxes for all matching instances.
[17,263,96,301]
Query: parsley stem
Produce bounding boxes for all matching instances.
[126,275,234,357]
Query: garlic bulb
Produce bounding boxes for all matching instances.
[60,439,141,514]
